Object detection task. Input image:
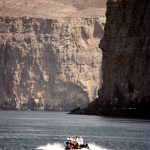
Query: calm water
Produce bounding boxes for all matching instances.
[0,111,150,150]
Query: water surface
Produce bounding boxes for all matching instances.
[0,111,150,150]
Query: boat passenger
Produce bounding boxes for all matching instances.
[80,136,84,145]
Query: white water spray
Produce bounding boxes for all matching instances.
[89,143,108,150]
[37,143,64,150]
[37,143,109,150]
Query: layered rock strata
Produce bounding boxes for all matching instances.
[86,0,150,117]
[0,16,104,111]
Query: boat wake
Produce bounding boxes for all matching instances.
[37,143,64,150]
[37,143,109,150]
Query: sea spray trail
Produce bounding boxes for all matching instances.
[37,143,64,150]
[37,143,109,150]
[89,143,109,150]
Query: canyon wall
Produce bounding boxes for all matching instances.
[0,16,105,111]
[87,0,150,117]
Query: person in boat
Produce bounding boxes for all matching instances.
[77,136,89,148]
[64,140,73,149]
[76,136,84,145]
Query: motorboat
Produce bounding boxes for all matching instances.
[64,136,90,150]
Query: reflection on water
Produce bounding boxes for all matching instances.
[0,111,150,150]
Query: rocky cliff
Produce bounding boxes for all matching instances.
[87,0,150,117]
[0,0,106,111]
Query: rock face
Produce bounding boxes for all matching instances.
[87,0,150,117]
[0,0,106,111]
